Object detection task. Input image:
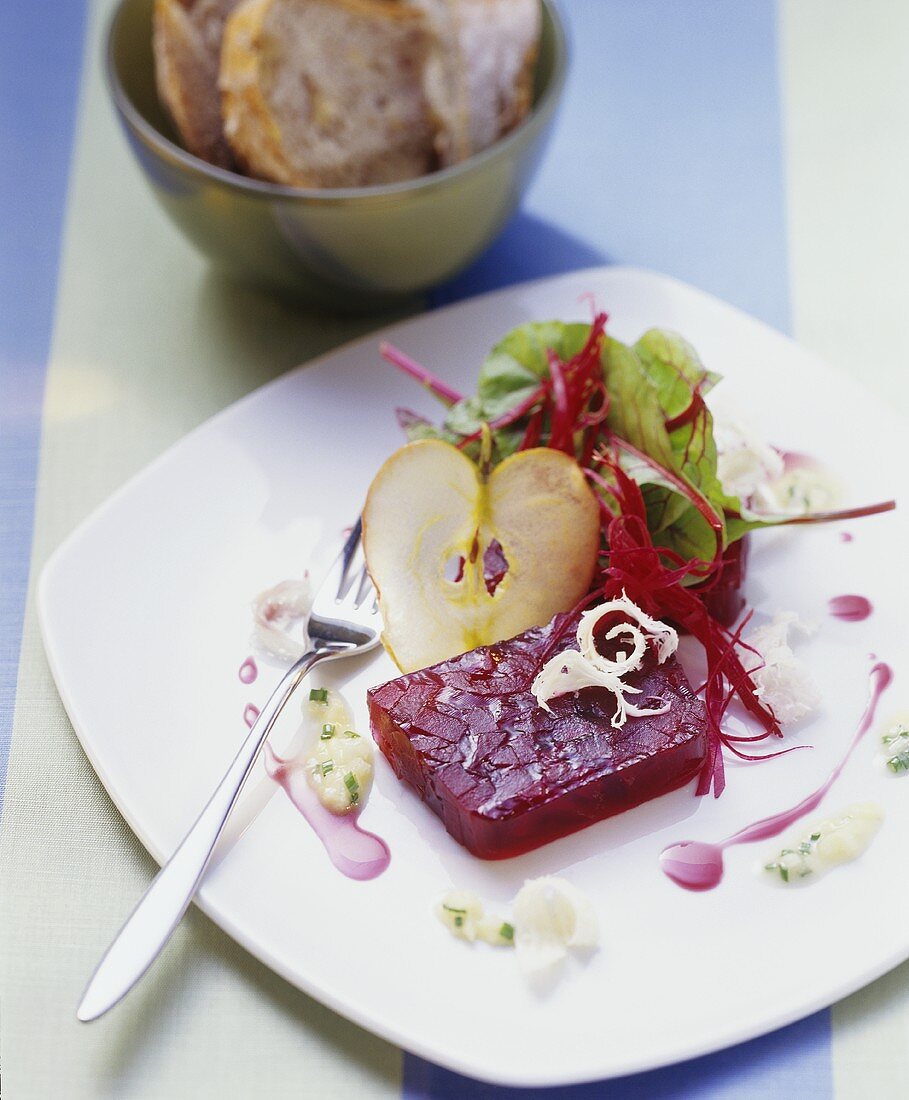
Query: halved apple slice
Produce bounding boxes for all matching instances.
[362,440,600,673]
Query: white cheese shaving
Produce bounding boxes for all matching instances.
[531,593,678,728]
[714,413,839,516]
[512,877,599,976]
[252,577,312,661]
[745,612,819,725]
[715,416,785,501]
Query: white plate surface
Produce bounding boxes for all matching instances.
[40,268,908,1087]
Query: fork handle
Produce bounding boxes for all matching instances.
[77,648,328,1022]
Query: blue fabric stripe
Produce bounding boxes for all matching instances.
[433,0,790,333]
[403,1012,832,1099]
[0,3,88,810]
[416,1,833,1095]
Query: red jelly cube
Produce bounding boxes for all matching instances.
[367,612,708,859]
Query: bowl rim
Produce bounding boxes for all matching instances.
[105,0,569,204]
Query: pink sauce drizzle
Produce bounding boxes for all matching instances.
[829,594,873,622]
[239,657,258,684]
[243,703,260,729]
[263,744,390,881]
[660,661,893,891]
[840,532,854,544]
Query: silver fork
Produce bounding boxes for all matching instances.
[77,520,380,1022]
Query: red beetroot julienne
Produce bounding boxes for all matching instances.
[590,455,782,797]
[542,314,611,458]
[380,342,463,407]
[429,312,611,458]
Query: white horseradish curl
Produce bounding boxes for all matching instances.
[252,577,313,662]
[531,593,679,729]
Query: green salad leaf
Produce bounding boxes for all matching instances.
[604,332,736,564]
[478,322,591,400]
[634,329,720,417]
[388,316,893,571]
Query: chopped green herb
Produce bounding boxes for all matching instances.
[309,688,328,704]
[765,844,814,884]
[321,723,336,739]
[887,748,909,773]
[320,761,334,775]
[882,724,909,772]
[440,906,466,932]
[883,724,909,745]
[810,832,821,842]
[344,772,360,804]
[499,922,515,942]
[344,730,360,739]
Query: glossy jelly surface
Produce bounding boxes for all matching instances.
[368,613,708,859]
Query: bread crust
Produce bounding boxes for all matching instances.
[217,0,287,181]
[153,0,239,167]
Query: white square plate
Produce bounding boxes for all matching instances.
[40,268,908,1087]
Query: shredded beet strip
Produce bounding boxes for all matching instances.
[596,457,780,796]
[547,352,572,453]
[457,384,548,451]
[549,314,610,456]
[606,437,725,574]
[519,409,544,450]
[664,389,709,433]
[380,342,463,407]
[457,312,610,455]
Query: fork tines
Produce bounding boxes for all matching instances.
[331,519,376,612]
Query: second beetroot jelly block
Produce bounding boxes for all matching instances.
[367,612,708,859]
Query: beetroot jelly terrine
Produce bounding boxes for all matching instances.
[367,612,709,859]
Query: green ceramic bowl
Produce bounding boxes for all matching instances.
[106,0,568,309]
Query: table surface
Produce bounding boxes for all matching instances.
[3,1,909,1097]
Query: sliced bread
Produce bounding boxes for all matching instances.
[409,0,542,165]
[455,0,541,155]
[409,0,471,166]
[219,0,438,187]
[153,0,240,167]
